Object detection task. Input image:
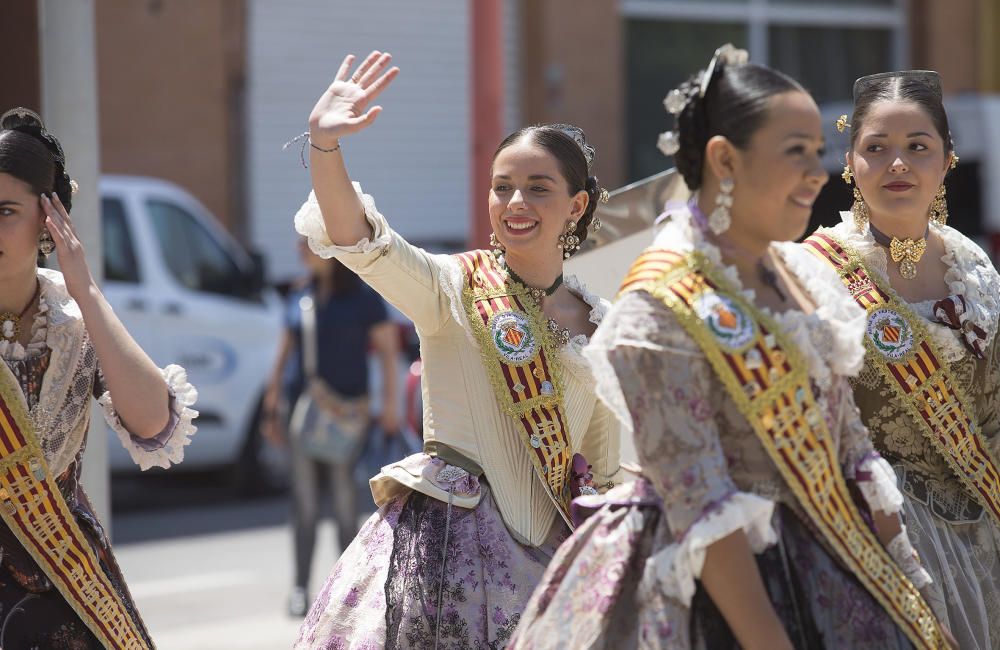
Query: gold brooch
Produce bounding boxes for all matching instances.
[889,237,927,280]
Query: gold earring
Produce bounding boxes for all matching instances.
[38,230,55,257]
[929,184,948,227]
[950,153,960,170]
[489,232,505,257]
[852,187,870,231]
[558,221,580,259]
[842,165,853,185]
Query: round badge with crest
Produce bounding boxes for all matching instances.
[866,308,914,360]
[693,292,755,351]
[490,311,539,364]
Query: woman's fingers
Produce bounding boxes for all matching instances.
[364,66,399,102]
[345,106,382,129]
[350,50,382,85]
[49,192,76,234]
[334,54,356,82]
[358,52,392,88]
[43,216,65,250]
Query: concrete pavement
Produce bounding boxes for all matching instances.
[113,490,345,649]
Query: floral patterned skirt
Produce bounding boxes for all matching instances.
[508,479,914,650]
[294,478,568,650]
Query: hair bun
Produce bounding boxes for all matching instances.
[1,108,45,131]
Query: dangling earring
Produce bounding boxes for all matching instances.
[709,178,734,235]
[852,187,870,231]
[38,230,55,257]
[842,165,869,231]
[558,220,581,259]
[929,184,948,226]
[489,232,505,257]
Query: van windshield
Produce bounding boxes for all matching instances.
[147,199,256,300]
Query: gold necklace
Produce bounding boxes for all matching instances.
[0,281,40,343]
[869,222,928,280]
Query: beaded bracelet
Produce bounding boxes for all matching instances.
[283,131,342,168]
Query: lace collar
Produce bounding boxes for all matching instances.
[823,212,1000,359]
[0,268,83,361]
[652,204,868,380]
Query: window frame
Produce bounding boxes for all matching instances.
[620,0,908,72]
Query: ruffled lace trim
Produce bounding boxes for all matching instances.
[853,453,904,515]
[641,491,777,606]
[652,206,866,387]
[293,182,392,258]
[826,213,1000,361]
[99,364,199,471]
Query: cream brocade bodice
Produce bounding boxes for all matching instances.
[295,184,622,547]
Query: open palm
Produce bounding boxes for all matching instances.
[309,51,399,145]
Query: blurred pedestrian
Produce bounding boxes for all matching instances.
[0,108,198,649]
[262,237,400,617]
[289,51,622,649]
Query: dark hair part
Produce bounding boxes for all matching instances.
[674,63,804,190]
[848,75,953,154]
[0,109,73,211]
[491,124,602,254]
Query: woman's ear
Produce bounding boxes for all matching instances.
[704,135,737,181]
[569,190,589,221]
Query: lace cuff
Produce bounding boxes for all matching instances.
[99,364,199,471]
[887,527,933,589]
[642,491,777,606]
[293,182,392,258]
[853,453,904,515]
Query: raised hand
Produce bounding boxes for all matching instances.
[40,192,95,301]
[308,51,399,147]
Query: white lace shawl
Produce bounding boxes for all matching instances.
[22,269,198,474]
[823,212,1000,363]
[586,206,868,435]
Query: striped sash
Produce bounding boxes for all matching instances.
[620,247,945,650]
[0,367,151,648]
[457,251,576,523]
[804,232,1000,526]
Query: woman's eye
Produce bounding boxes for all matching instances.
[786,145,805,155]
[531,186,548,193]
[866,144,884,153]
[493,184,510,192]
[817,147,827,157]
[0,208,14,217]
[910,143,928,152]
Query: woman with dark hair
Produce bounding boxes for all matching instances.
[262,237,399,617]
[804,71,1000,650]
[0,109,197,648]
[289,52,621,649]
[509,46,953,649]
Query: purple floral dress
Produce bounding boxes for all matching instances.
[509,214,922,649]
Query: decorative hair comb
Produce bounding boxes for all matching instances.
[658,43,749,157]
[553,123,596,170]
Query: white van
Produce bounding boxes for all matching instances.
[98,175,283,482]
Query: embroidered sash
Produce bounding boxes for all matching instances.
[620,248,945,650]
[457,251,575,523]
[0,369,151,649]
[805,233,1000,527]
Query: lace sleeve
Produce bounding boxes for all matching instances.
[293,183,456,335]
[97,364,199,471]
[589,291,777,604]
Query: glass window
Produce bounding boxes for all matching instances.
[770,0,892,5]
[769,26,893,103]
[102,197,140,283]
[146,199,248,298]
[625,20,747,181]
